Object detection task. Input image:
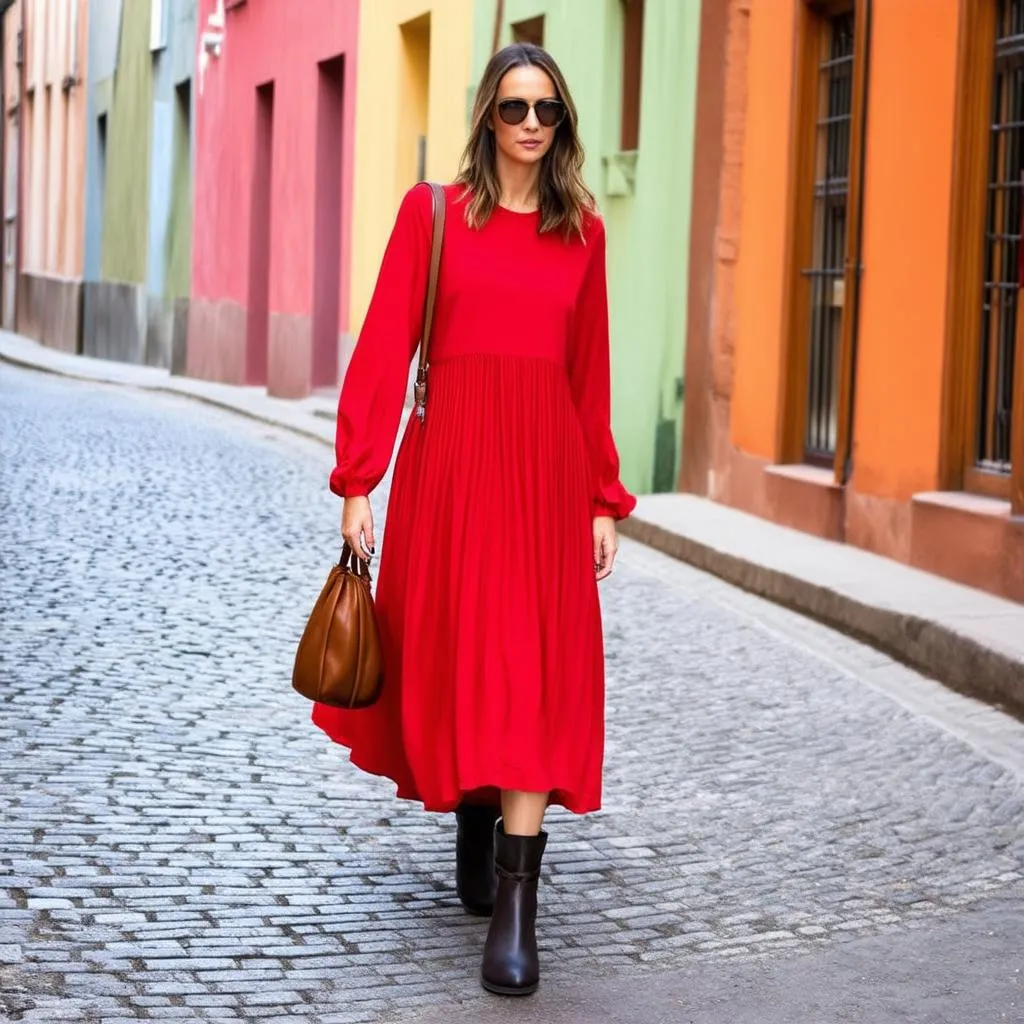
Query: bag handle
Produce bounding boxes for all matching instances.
[339,542,371,579]
[413,182,446,421]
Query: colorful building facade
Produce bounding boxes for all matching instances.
[9,0,89,353]
[682,0,1024,602]
[83,0,195,368]
[187,0,359,398]
[348,0,475,377]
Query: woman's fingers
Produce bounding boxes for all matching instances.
[359,515,375,558]
[594,518,617,582]
[341,497,375,561]
[602,534,617,576]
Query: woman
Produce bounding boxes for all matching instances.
[312,42,635,996]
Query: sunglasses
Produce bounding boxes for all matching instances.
[496,98,566,128]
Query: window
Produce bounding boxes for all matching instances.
[782,1,868,476]
[620,0,645,151]
[804,12,854,463]
[944,0,1024,512]
[977,3,1022,477]
[512,16,544,48]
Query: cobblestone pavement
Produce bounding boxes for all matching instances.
[2,362,1024,1024]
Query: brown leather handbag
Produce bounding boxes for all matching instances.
[292,181,446,710]
[292,544,383,708]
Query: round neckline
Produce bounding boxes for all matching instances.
[496,203,540,217]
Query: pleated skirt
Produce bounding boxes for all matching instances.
[312,353,606,814]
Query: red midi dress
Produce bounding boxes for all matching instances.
[312,183,636,815]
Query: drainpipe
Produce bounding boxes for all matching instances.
[841,0,872,486]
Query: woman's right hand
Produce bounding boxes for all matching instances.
[341,496,375,560]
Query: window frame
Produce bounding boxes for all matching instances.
[778,0,870,480]
[942,0,1024,513]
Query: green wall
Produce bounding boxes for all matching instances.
[165,84,192,300]
[101,1,153,284]
[472,0,700,494]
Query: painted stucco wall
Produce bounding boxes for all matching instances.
[349,0,475,345]
[148,0,195,301]
[188,0,359,397]
[730,0,796,462]
[21,0,88,279]
[471,0,700,494]
[850,0,959,504]
[165,60,192,301]
[100,0,152,284]
[17,0,89,352]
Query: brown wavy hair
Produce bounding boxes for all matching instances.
[456,43,596,239]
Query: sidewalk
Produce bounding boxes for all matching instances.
[4,331,1023,717]
[620,495,1024,718]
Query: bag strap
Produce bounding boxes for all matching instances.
[414,182,446,421]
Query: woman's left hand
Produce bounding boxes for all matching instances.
[593,516,618,582]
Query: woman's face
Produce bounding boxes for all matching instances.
[490,65,565,169]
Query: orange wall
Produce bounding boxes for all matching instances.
[731,0,798,460]
[851,0,960,501]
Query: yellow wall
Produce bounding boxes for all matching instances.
[349,0,475,337]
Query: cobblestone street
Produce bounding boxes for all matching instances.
[2,362,1024,1023]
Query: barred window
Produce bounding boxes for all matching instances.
[803,11,855,465]
[977,0,1024,476]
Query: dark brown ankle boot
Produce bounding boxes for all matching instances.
[455,803,501,916]
[480,820,548,997]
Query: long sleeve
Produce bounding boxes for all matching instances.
[568,218,637,521]
[329,185,433,498]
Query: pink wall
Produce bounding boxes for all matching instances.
[188,0,358,397]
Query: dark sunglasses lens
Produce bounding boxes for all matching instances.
[536,101,564,127]
[498,100,529,125]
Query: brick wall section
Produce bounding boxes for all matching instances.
[680,0,750,500]
[710,0,750,502]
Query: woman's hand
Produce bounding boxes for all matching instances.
[341,496,375,560]
[593,515,618,582]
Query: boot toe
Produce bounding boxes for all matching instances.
[481,972,539,997]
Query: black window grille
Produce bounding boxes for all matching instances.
[803,11,855,466]
[978,0,1024,476]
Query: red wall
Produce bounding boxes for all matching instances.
[187,0,358,398]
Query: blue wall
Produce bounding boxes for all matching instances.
[147,0,196,298]
[84,0,123,283]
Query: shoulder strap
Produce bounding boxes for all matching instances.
[414,182,446,420]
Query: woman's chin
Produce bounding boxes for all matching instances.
[503,148,547,169]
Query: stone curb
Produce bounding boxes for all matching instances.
[7,343,1022,718]
[618,516,1024,719]
[0,346,336,449]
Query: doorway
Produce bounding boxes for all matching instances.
[3,106,18,330]
[312,55,345,389]
[246,81,274,386]
[398,13,431,194]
